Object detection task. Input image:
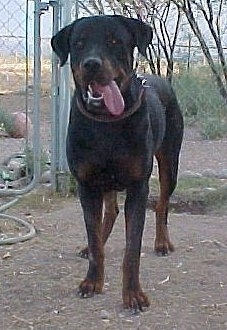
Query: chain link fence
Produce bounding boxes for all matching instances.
[0,0,52,192]
[0,0,30,176]
[0,0,29,93]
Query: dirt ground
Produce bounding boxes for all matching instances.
[1,94,227,329]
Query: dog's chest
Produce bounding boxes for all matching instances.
[67,114,153,189]
[76,154,147,190]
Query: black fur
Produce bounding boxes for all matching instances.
[51,15,183,310]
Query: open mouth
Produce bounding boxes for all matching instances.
[85,80,125,116]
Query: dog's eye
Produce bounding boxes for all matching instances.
[107,37,119,46]
[75,40,84,49]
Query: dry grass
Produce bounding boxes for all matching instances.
[0,56,51,94]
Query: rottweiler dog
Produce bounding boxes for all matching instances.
[51,15,183,310]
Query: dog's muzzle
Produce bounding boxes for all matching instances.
[80,57,125,116]
[84,80,125,116]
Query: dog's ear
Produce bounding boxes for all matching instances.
[51,24,73,66]
[116,16,153,58]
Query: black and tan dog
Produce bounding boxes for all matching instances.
[51,15,183,310]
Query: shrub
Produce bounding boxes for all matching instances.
[173,66,227,139]
[0,109,14,134]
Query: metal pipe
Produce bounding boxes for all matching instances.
[33,0,42,182]
[59,0,71,172]
[51,0,72,194]
[50,0,60,191]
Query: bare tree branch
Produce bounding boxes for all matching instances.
[173,0,227,103]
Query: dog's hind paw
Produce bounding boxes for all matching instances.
[154,238,175,256]
[77,278,103,298]
[123,289,150,312]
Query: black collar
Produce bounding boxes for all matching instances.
[76,81,145,123]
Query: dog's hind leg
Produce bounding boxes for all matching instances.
[154,150,178,255]
[78,191,119,259]
[154,96,183,256]
[102,191,119,244]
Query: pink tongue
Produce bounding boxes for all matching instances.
[92,81,124,116]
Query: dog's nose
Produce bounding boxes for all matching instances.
[82,57,102,72]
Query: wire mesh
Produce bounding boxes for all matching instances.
[0,0,51,192]
[0,0,29,93]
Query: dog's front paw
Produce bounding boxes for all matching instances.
[123,289,150,311]
[154,237,175,256]
[77,278,103,298]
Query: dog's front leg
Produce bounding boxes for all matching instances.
[78,190,119,259]
[122,181,150,310]
[77,185,104,297]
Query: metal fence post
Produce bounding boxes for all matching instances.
[33,0,49,181]
[50,0,60,192]
[50,0,74,195]
[56,0,72,195]
[33,0,42,183]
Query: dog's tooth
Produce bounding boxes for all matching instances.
[88,85,93,93]
[87,85,104,101]
[93,94,103,101]
[87,91,103,105]
[87,90,93,99]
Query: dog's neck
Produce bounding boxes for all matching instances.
[74,74,145,122]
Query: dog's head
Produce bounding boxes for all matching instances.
[51,15,152,116]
